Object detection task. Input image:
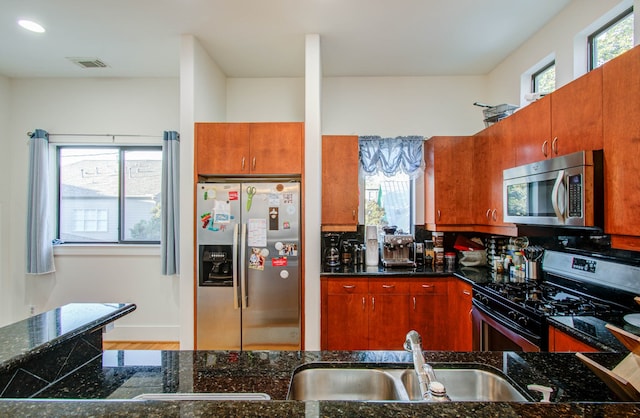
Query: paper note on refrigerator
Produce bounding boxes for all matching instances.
[247,218,267,247]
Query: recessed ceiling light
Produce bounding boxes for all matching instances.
[18,19,45,33]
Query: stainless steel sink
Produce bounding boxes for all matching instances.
[287,364,529,402]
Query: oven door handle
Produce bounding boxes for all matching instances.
[472,299,541,346]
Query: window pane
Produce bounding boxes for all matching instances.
[364,172,411,233]
[123,150,162,241]
[59,148,119,242]
[533,64,555,94]
[591,10,634,69]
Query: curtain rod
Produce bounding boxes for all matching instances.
[26,132,162,138]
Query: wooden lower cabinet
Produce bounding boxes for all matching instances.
[451,280,473,351]
[548,326,599,353]
[322,276,471,351]
[408,279,450,351]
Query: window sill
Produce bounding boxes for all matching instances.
[53,244,161,257]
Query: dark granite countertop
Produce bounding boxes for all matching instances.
[1,349,639,416]
[0,303,136,373]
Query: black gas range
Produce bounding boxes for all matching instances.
[472,250,640,352]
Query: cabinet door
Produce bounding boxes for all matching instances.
[325,279,368,350]
[409,279,451,351]
[473,123,516,231]
[249,122,304,175]
[321,135,360,228]
[603,45,640,250]
[424,136,474,227]
[368,280,410,350]
[195,123,250,175]
[452,280,473,351]
[548,326,598,353]
[551,67,603,156]
[512,97,552,165]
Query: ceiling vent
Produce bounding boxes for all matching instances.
[66,57,109,69]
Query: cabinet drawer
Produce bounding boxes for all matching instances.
[368,280,410,294]
[410,279,449,295]
[327,279,367,295]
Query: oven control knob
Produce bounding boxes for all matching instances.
[508,311,518,321]
[518,316,528,326]
[480,296,489,305]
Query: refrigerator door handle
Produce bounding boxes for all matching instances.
[240,223,248,309]
[232,223,240,310]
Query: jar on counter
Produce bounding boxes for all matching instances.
[434,247,445,266]
[445,252,456,272]
[424,240,434,266]
[432,232,444,248]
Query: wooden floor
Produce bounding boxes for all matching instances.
[103,341,180,350]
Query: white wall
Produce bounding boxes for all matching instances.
[5,78,181,341]
[487,0,634,108]
[323,76,488,136]
[227,78,304,122]
[0,75,10,326]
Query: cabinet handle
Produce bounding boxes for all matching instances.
[352,210,356,220]
[372,297,375,311]
[542,140,549,157]
[551,137,558,155]
[421,284,433,288]
[382,284,395,289]
[241,157,246,170]
[342,285,356,289]
[437,210,441,221]
[413,296,416,310]
[463,290,471,296]
[485,209,492,220]
[252,157,256,170]
[469,308,473,319]
[362,296,366,310]
[492,209,497,221]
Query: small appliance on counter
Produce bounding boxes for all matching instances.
[323,233,341,267]
[381,233,416,268]
[365,225,379,267]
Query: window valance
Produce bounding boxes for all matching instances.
[358,136,425,179]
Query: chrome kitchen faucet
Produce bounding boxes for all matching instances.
[404,330,451,402]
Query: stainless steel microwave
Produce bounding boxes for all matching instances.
[503,150,603,227]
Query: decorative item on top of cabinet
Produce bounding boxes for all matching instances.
[514,67,603,166]
[321,135,359,231]
[602,45,640,251]
[195,122,303,176]
[424,136,475,231]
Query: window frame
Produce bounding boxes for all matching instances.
[588,7,634,71]
[531,60,556,94]
[55,145,162,245]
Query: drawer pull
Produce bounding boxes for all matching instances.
[463,290,471,296]
[382,284,395,289]
[421,284,433,288]
[342,285,356,289]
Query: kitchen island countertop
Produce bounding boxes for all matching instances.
[1,349,639,417]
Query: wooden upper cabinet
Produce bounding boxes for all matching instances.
[322,135,359,229]
[249,122,304,175]
[550,67,603,156]
[472,124,516,231]
[602,45,640,250]
[196,123,250,175]
[515,67,604,166]
[195,122,303,176]
[424,136,474,228]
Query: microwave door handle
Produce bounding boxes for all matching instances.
[232,223,240,310]
[551,169,565,223]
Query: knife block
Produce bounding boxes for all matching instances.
[576,324,640,401]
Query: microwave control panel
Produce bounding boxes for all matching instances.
[568,174,582,217]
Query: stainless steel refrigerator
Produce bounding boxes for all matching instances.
[196,180,301,350]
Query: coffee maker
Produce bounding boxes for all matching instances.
[323,233,341,267]
[381,233,416,268]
